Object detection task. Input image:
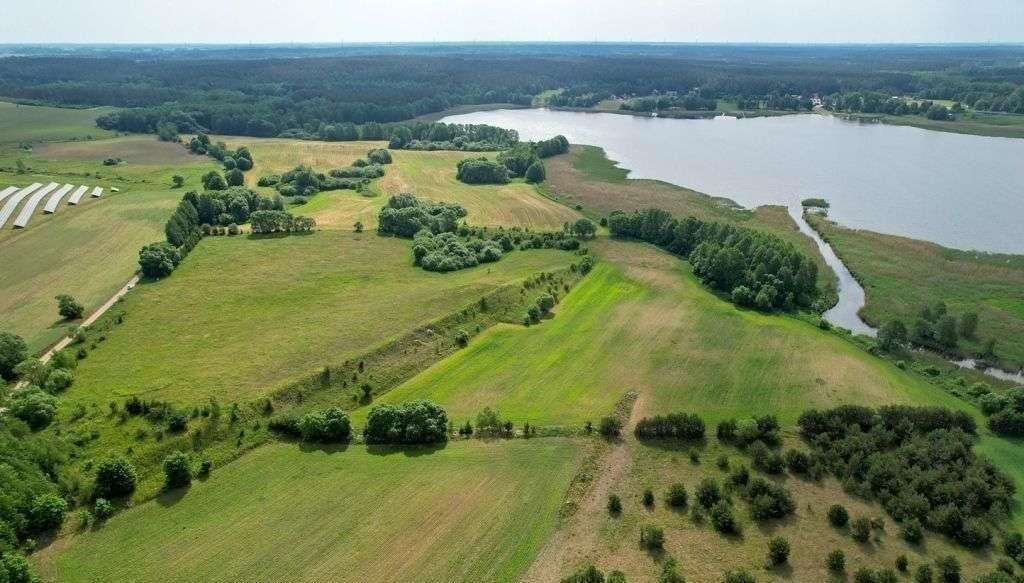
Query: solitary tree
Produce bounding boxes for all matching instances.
[162,451,192,489]
[524,160,546,183]
[225,168,245,187]
[572,218,597,239]
[0,331,28,380]
[55,294,84,320]
[960,312,979,339]
[172,175,185,188]
[878,320,908,351]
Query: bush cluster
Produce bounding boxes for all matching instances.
[377,193,468,238]
[456,157,509,184]
[634,412,706,441]
[298,408,352,443]
[608,209,819,311]
[363,400,448,445]
[388,123,518,151]
[798,405,1007,549]
[413,231,503,272]
[249,210,316,234]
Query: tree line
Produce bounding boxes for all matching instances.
[607,209,819,311]
[7,45,1022,139]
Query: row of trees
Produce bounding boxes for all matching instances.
[364,400,448,445]
[249,211,315,234]
[186,133,255,170]
[608,209,819,311]
[388,122,519,151]
[825,93,957,120]
[456,157,509,184]
[877,301,989,356]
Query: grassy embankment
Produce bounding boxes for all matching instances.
[0,103,217,352]
[809,215,1024,372]
[37,439,585,583]
[228,137,581,231]
[831,110,1024,139]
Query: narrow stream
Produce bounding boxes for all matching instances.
[789,206,877,337]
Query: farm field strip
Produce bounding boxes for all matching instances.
[42,183,74,213]
[12,181,60,227]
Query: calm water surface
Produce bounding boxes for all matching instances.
[443,109,1024,254]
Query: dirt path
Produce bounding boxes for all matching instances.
[521,390,649,583]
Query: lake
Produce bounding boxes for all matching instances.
[441,109,1024,254]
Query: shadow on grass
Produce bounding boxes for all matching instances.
[365,441,448,458]
[155,484,190,508]
[635,437,708,454]
[297,441,352,455]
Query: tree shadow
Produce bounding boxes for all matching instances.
[365,441,448,458]
[634,437,708,454]
[155,484,190,508]
[297,441,351,454]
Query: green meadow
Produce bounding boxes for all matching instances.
[67,232,575,407]
[0,101,116,144]
[37,439,583,583]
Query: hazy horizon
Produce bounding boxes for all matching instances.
[3,0,1023,45]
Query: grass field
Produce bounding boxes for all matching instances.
[354,239,946,430]
[833,110,1024,139]
[37,439,584,583]
[66,232,575,407]
[225,137,581,231]
[0,135,214,352]
[543,145,837,298]
[809,215,1024,370]
[0,101,116,144]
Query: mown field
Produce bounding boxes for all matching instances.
[67,232,575,407]
[809,215,1024,370]
[0,135,214,352]
[0,101,116,144]
[226,137,581,231]
[37,439,584,583]
[356,239,929,430]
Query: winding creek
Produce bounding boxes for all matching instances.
[442,108,1024,383]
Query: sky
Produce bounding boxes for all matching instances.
[2,0,1023,44]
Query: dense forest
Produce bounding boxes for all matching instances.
[1,44,1022,138]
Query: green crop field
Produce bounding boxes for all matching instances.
[227,137,581,231]
[0,101,117,144]
[356,239,934,429]
[36,439,583,583]
[0,134,215,352]
[809,215,1024,370]
[66,232,575,407]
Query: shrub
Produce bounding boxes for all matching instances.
[608,494,622,515]
[659,558,685,583]
[748,441,784,474]
[639,524,664,550]
[93,497,114,521]
[936,556,961,583]
[10,387,58,429]
[524,160,546,183]
[299,408,352,442]
[197,458,213,477]
[454,329,470,348]
[902,518,924,544]
[723,570,756,583]
[607,572,626,583]
[878,568,899,583]
[896,556,909,572]
[29,493,67,532]
[728,464,750,488]
[710,501,738,534]
[367,148,393,164]
[43,368,74,393]
[666,483,687,508]
[916,565,934,583]
[561,564,605,583]
[634,412,706,441]
[56,294,84,319]
[767,536,790,565]
[643,488,655,507]
[783,449,810,474]
[162,451,192,489]
[855,568,878,583]
[827,549,846,572]
[363,400,448,444]
[695,478,722,508]
[0,331,28,380]
[851,516,872,542]
[599,416,623,438]
[94,457,138,498]
[166,410,188,433]
[828,504,849,527]
[716,419,738,442]
[745,478,796,520]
